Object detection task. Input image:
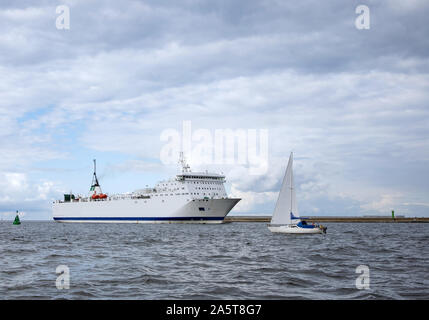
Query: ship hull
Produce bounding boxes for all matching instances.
[53,198,240,224]
[268,224,324,234]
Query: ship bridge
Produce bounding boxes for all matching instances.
[132,153,228,199]
[176,172,225,182]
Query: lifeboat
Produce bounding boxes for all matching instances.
[91,193,100,200]
[99,193,107,199]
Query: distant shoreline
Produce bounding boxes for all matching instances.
[225,216,429,223]
[1,216,428,223]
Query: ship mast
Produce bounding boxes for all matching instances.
[178,152,191,173]
[290,173,293,214]
[290,152,293,215]
[90,159,101,194]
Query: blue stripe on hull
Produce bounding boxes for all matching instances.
[53,216,224,221]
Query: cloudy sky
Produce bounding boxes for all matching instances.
[1,0,428,220]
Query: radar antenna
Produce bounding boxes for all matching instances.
[178,152,191,173]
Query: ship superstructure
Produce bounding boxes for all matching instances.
[53,154,240,223]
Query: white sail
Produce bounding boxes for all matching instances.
[270,152,300,225]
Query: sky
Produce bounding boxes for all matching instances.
[1,0,428,220]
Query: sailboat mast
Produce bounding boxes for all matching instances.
[290,182,293,214]
[290,152,293,214]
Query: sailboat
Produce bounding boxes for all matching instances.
[268,153,327,234]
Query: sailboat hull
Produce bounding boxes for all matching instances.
[268,225,324,234]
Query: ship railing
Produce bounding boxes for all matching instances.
[131,195,151,199]
[56,193,155,202]
[109,194,132,200]
[134,188,156,194]
[107,194,151,200]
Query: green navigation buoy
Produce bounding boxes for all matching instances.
[13,211,21,225]
[392,210,395,219]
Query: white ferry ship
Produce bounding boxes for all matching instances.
[53,154,240,223]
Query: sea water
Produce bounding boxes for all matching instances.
[0,221,427,299]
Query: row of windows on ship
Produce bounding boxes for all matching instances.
[159,181,223,186]
[152,192,224,196]
[158,187,223,191]
[180,175,223,180]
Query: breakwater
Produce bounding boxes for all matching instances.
[225,216,429,223]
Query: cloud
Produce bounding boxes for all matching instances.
[1,172,28,190]
[0,1,428,218]
[0,171,64,219]
[229,184,277,213]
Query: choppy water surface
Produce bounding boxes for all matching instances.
[0,221,428,299]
